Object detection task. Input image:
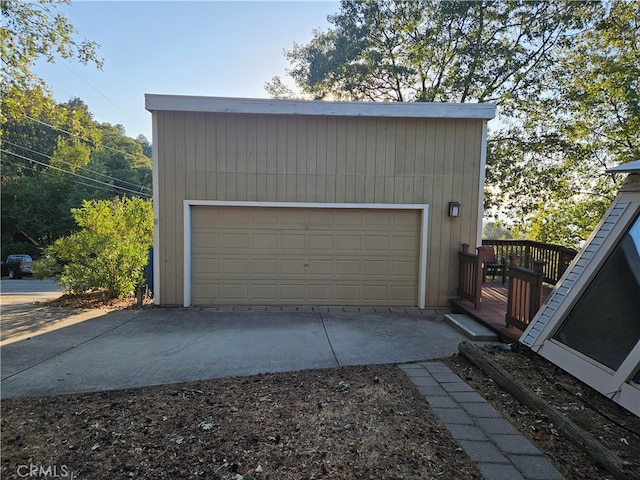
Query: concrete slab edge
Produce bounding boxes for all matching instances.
[444,314,499,342]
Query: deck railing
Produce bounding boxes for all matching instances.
[456,240,578,331]
[457,243,483,309]
[505,259,545,330]
[482,239,577,285]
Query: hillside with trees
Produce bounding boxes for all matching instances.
[1,96,152,259]
[1,0,152,260]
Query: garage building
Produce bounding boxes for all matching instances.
[145,95,495,307]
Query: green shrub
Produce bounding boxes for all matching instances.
[46,197,153,298]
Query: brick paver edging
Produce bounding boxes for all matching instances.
[400,362,565,480]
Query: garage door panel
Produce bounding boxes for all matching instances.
[281,234,305,250]
[336,260,361,275]
[363,285,389,300]
[393,210,418,226]
[307,284,333,301]
[251,259,278,275]
[192,283,220,304]
[221,208,250,224]
[223,233,249,249]
[337,235,361,250]
[222,258,249,274]
[308,260,333,275]
[280,283,305,300]
[366,211,391,225]
[281,210,306,224]
[280,259,306,275]
[251,284,277,300]
[253,209,278,224]
[336,211,362,226]
[192,232,220,249]
[308,210,334,226]
[364,236,390,252]
[391,285,415,302]
[193,258,220,274]
[364,260,389,276]
[335,284,361,301]
[191,206,420,305]
[392,261,418,277]
[308,234,334,250]
[252,234,278,249]
[223,284,249,299]
[393,236,419,252]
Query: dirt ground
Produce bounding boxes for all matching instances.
[2,295,639,479]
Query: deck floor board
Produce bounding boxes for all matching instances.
[450,281,553,343]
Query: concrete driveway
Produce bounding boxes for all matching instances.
[1,288,468,399]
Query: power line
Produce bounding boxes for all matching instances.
[1,149,152,198]
[1,156,118,196]
[57,62,146,133]
[2,139,152,193]
[21,114,151,164]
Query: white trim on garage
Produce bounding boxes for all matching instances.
[183,201,429,309]
[477,120,489,247]
[151,111,161,305]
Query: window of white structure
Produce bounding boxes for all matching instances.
[183,201,429,309]
[552,212,640,370]
[527,204,640,415]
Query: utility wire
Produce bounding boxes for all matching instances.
[1,149,152,198]
[2,139,152,193]
[21,114,151,164]
[57,62,146,133]
[1,156,118,196]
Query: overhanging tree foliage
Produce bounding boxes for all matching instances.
[37,197,153,298]
[1,0,103,121]
[271,0,638,248]
[488,0,639,245]
[278,0,597,106]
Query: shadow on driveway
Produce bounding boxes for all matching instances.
[1,296,106,346]
[1,305,467,399]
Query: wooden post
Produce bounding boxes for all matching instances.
[530,260,545,318]
[457,243,482,310]
[136,286,144,308]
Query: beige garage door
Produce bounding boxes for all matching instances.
[191,206,420,306]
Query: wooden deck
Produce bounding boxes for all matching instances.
[450,280,553,343]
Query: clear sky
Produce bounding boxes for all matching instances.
[33,1,340,140]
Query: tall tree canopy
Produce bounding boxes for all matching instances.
[1,0,102,120]
[488,0,639,246]
[271,0,638,248]
[280,0,597,106]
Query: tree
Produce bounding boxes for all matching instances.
[135,134,153,158]
[274,0,597,107]
[272,0,638,248]
[487,0,639,246]
[39,197,153,298]
[1,0,102,121]
[1,97,152,258]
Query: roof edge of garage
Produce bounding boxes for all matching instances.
[145,94,496,120]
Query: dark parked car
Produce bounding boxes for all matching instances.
[1,254,34,279]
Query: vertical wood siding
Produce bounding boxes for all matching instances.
[157,111,483,306]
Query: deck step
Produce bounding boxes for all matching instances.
[444,313,499,342]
